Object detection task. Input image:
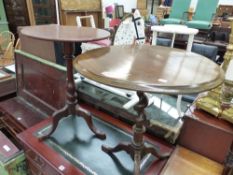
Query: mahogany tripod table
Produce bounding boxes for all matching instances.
[21,24,110,140]
[74,45,224,174]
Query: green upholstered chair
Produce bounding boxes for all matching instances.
[186,0,219,30]
[160,0,191,25]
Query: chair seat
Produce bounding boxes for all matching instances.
[88,39,111,46]
[186,20,211,30]
[160,18,182,25]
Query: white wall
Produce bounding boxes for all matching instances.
[219,0,233,5]
[190,0,233,9]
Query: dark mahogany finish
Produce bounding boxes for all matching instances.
[179,105,233,164]
[21,24,110,42]
[74,45,224,94]
[0,51,67,141]
[20,24,110,140]
[74,45,224,173]
[16,52,67,115]
[17,103,173,175]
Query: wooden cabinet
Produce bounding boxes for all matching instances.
[61,10,103,27]
[60,0,103,28]
[31,0,56,24]
[3,0,30,36]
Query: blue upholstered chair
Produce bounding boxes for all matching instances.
[156,38,172,47]
[191,43,218,62]
[182,43,218,102]
[186,0,219,30]
[160,0,191,25]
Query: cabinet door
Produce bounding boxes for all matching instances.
[32,0,56,24]
[3,0,30,36]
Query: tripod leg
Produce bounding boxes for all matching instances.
[76,105,106,140]
[39,105,69,141]
[102,142,134,158]
[143,146,170,160]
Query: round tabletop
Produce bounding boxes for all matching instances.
[74,45,224,94]
[21,24,110,42]
[151,24,198,35]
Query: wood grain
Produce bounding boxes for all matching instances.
[161,146,224,175]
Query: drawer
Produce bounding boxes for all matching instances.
[27,160,44,175]
[26,149,61,175]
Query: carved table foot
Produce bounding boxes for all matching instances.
[102,142,169,160]
[39,105,69,141]
[102,142,134,158]
[76,105,106,140]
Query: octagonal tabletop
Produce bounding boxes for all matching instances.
[74,45,224,94]
[20,24,110,42]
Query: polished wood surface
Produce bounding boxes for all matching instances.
[17,103,173,175]
[21,24,110,42]
[74,45,224,94]
[20,25,108,141]
[161,146,223,175]
[179,105,233,163]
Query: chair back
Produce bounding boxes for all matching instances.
[113,9,145,45]
[169,0,191,19]
[0,31,15,54]
[193,0,219,21]
[0,31,15,65]
[76,15,96,28]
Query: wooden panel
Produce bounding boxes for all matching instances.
[3,0,30,36]
[178,105,233,163]
[0,97,46,129]
[61,11,103,28]
[26,149,60,175]
[161,146,224,175]
[137,0,147,9]
[15,51,66,115]
[60,0,101,11]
